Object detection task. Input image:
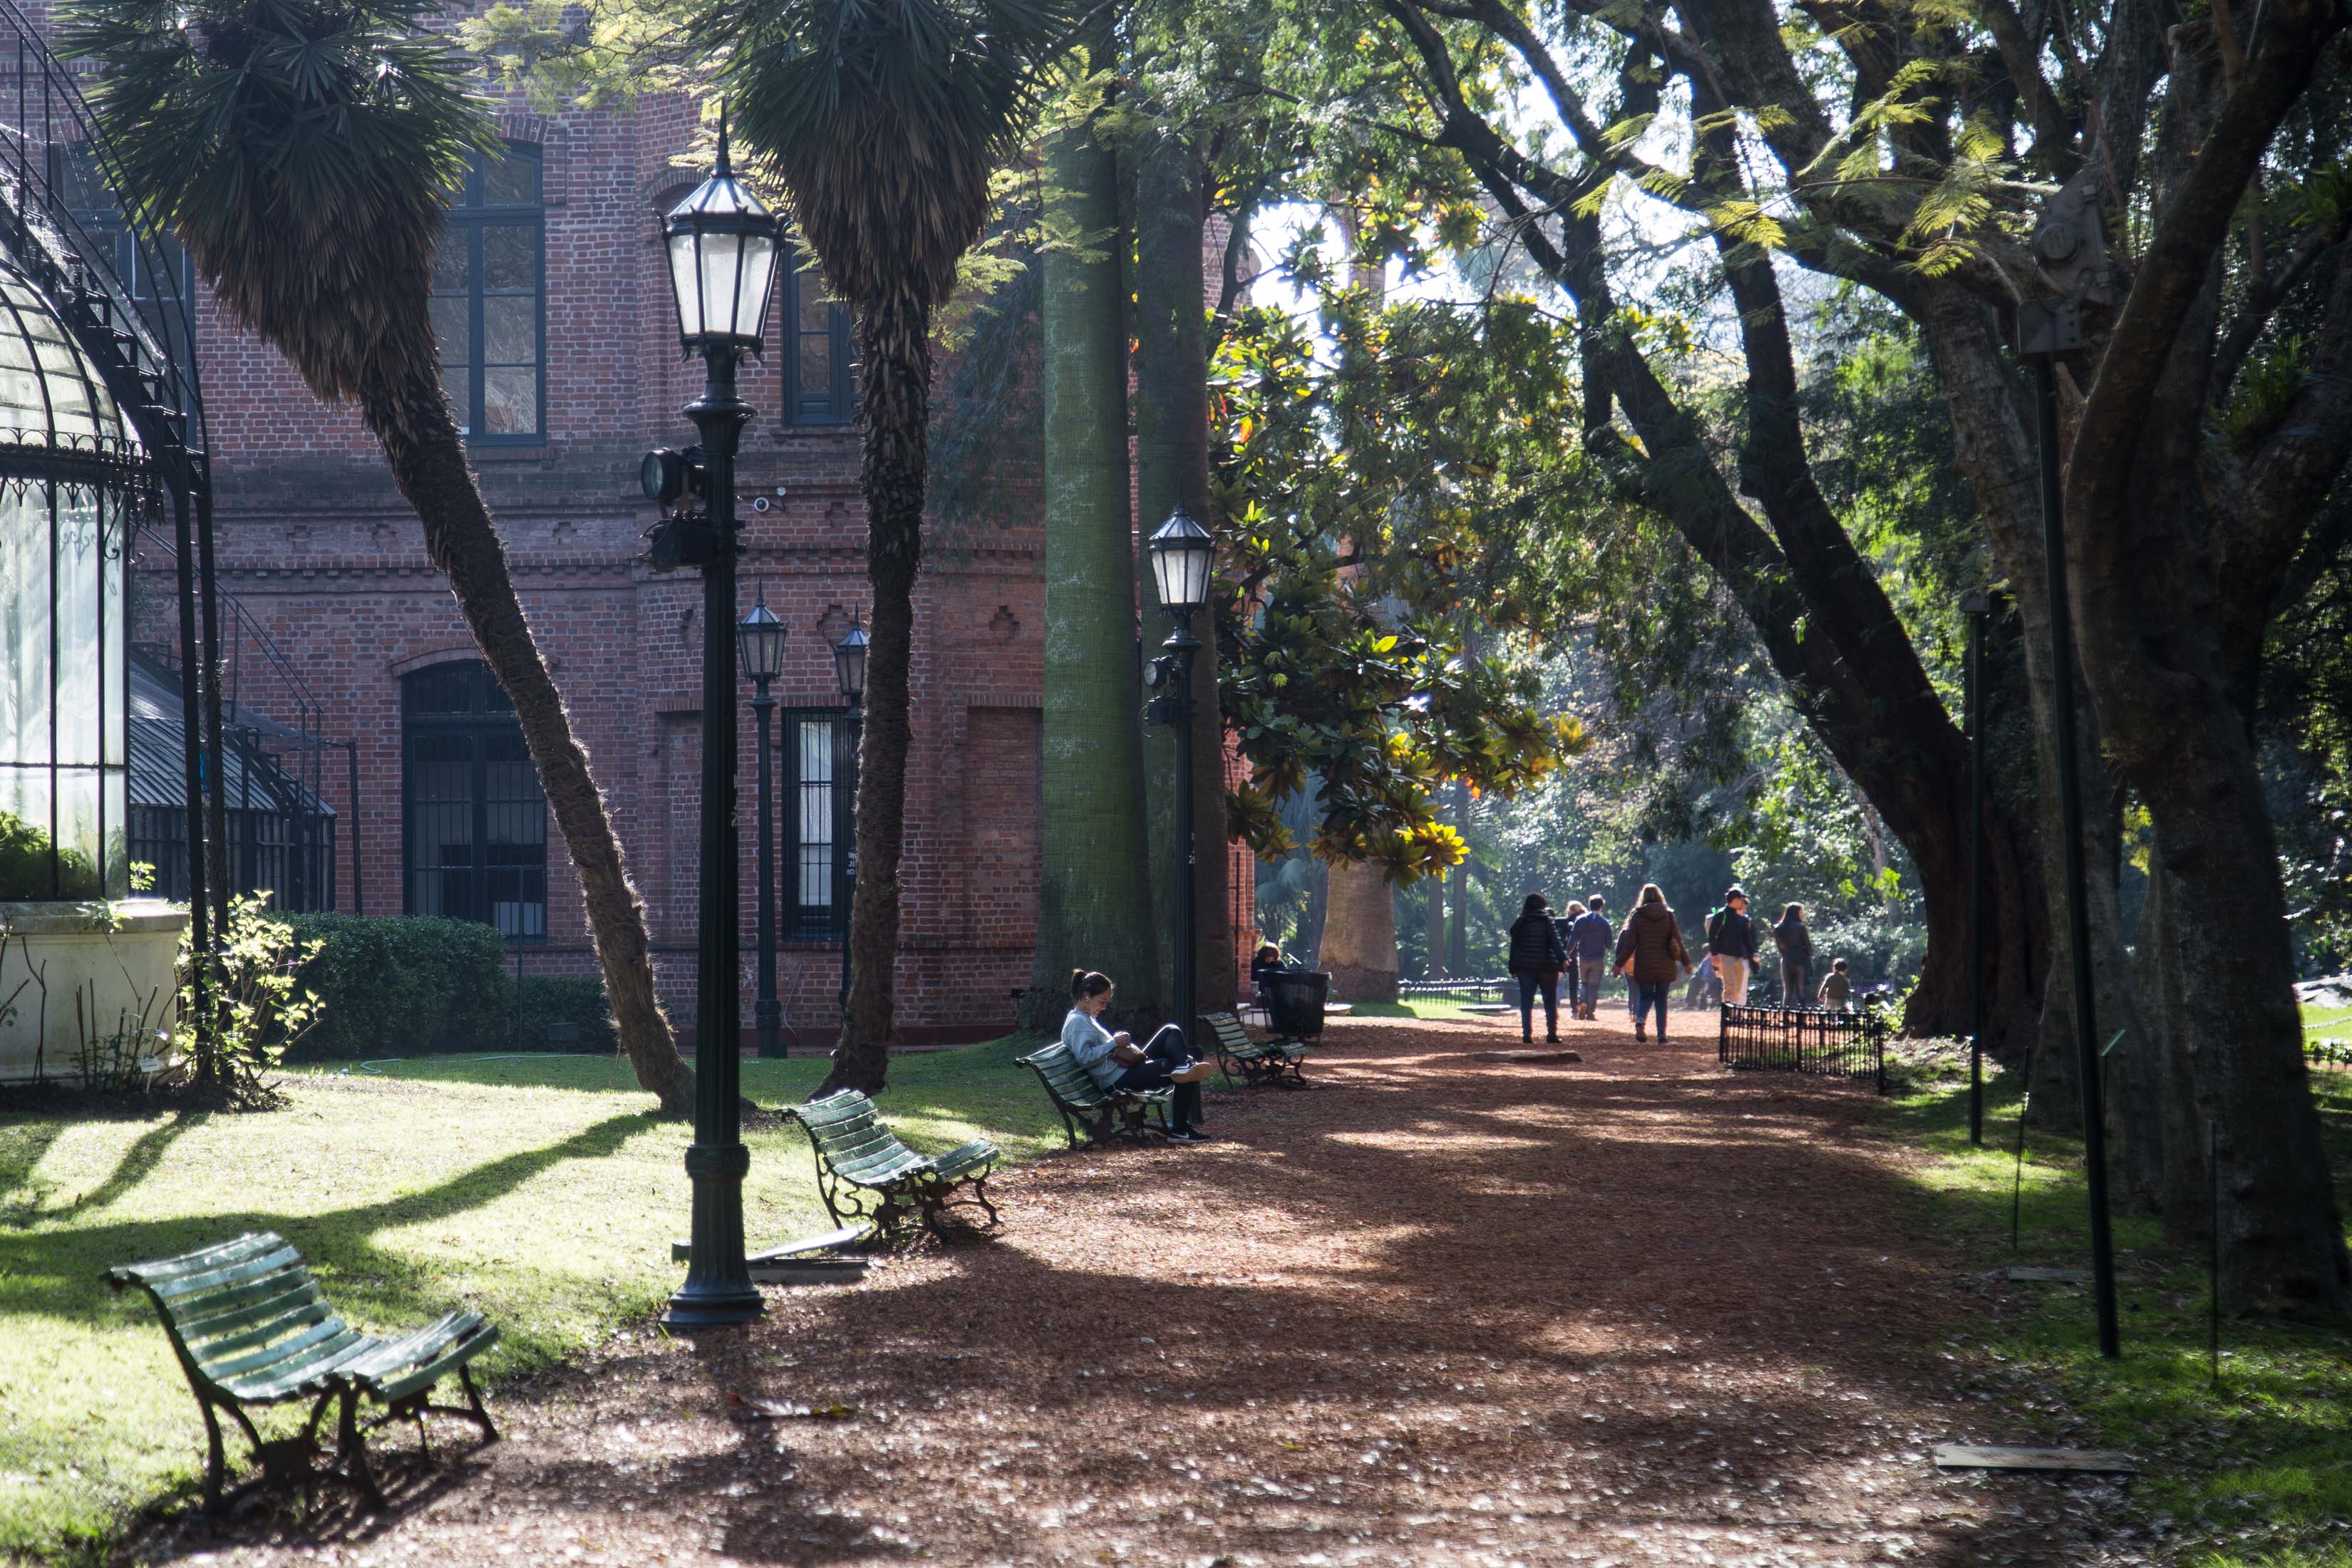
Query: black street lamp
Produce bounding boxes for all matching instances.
[1144,508,1216,1046]
[649,110,779,1331]
[832,616,867,1017]
[1961,590,1993,1149]
[739,588,788,1060]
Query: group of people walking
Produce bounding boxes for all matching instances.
[1505,884,1857,1044]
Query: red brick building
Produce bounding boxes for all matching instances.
[124,94,1164,1045]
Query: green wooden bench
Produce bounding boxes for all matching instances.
[105,1231,497,1512]
[783,1089,999,1243]
[1016,1040,1175,1147]
[1205,1010,1312,1088]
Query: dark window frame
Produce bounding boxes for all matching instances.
[778,706,852,939]
[779,249,854,426]
[401,661,549,942]
[435,143,547,446]
[52,144,197,370]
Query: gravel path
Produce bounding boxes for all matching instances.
[131,1012,2111,1567]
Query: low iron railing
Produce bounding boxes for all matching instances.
[1718,1002,1888,1093]
[1396,977,1512,1004]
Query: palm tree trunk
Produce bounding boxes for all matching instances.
[1026,71,1162,1031]
[363,363,691,1116]
[824,285,934,1095]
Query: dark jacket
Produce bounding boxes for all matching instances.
[1619,902,1691,985]
[1706,907,1760,962]
[1772,915,1812,965]
[1250,954,1288,994]
[1569,909,1614,960]
[1507,911,1568,974]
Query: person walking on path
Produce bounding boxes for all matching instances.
[1615,883,1693,1043]
[1771,903,1813,1008]
[1063,969,1217,1143]
[1569,895,1613,1018]
[1556,902,1587,1019]
[1508,893,1569,1044]
[1706,887,1760,1006]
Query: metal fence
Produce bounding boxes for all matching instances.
[1718,1003,1888,1093]
[1396,977,1512,1004]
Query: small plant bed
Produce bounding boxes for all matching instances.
[1881,1046,2352,1568]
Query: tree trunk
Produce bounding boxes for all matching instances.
[1025,71,1162,1030]
[1321,859,1400,1001]
[824,284,935,1095]
[1133,125,1233,1016]
[364,363,690,1116]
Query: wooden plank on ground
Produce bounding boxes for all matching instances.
[671,1224,875,1265]
[2004,1267,2091,1283]
[1466,1049,1584,1064]
[1932,1444,2137,1475]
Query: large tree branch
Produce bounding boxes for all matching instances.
[1978,0,2080,167]
[2070,4,2348,552]
[2212,217,2352,401]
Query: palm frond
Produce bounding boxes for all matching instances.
[709,0,1082,306]
[58,0,499,408]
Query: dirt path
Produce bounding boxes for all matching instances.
[131,1013,2115,1567]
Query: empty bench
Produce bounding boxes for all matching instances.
[1205,1010,1311,1087]
[783,1089,999,1243]
[105,1231,497,1511]
[1016,1039,1175,1147]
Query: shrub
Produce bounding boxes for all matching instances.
[274,913,510,1061]
[512,974,617,1053]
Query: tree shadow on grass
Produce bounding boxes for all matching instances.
[0,1109,656,1329]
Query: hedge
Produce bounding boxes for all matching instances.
[269,913,550,1062]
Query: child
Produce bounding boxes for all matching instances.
[1818,958,1853,1011]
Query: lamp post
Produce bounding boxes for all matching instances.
[1961,590,1993,1148]
[1144,509,1216,1046]
[739,588,788,1059]
[649,110,780,1331]
[832,616,867,1017]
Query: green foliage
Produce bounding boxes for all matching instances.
[274,914,512,1061]
[1212,299,1584,882]
[181,893,326,1103]
[0,811,100,902]
[515,974,618,1053]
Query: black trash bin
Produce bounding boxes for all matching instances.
[1265,971,1330,1041]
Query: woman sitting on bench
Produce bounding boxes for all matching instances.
[1062,969,1216,1143]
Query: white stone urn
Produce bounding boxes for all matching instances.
[0,899,187,1086]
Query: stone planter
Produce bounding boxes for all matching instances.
[0,900,187,1086]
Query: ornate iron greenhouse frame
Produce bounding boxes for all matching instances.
[0,5,227,1054]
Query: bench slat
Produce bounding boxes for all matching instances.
[929,1140,997,1180]
[175,1274,326,1343]
[110,1232,284,1289]
[367,1323,500,1406]
[151,1245,308,1304]
[192,1298,337,1372]
[212,1321,365,1391]
[341,1309,489,1385]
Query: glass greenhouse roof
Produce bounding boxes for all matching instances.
[0,251,136,462]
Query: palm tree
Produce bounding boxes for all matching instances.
[61,0,691,1115]
[716,0,1077,1093]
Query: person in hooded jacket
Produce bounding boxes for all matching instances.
[1614,882,1693,1042]
[1507,893,1569,1043]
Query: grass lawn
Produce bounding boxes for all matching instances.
[1882,1048,2352,1568]
[2304,1001,2352,1041]
[1343,997,1506,1021]
[0,1035,1061,1564]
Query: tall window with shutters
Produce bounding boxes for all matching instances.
[431,144,545,444]
[402,662,548,939]
[780,708,851,937]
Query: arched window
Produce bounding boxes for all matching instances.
[781,249,853,425]
[433,144,545,443]
[402,661,547,937]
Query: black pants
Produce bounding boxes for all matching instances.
[1782,959,1810,1007]
[1114,1024,1202,1130]
[1563,960,1581,1014]
[1514,969,1560,1039]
